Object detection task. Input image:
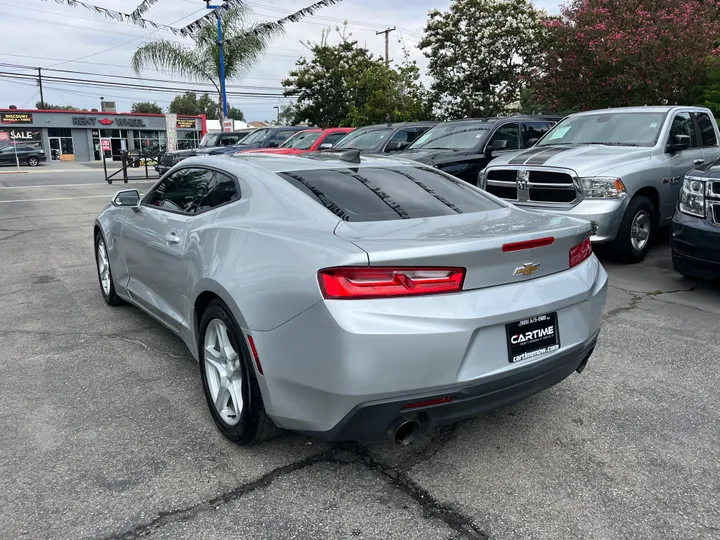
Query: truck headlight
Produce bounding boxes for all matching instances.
[478,170,487,189]
[678,176,706,218]
[579,177,627,198]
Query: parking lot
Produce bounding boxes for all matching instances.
[0,171,718,540]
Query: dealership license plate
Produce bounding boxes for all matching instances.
[506,313,560,363]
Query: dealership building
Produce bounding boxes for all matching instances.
[0,109,206,162]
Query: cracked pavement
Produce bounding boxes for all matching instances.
[0,175,718,539]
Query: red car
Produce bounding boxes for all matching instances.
[242,127,354,155]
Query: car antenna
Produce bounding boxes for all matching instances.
[338,149,361,164]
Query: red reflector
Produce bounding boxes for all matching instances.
[318,267,465,299]
[402,397,452,409]
[502,236,555,252]
[246,335,263,375]
[569,236,593,267]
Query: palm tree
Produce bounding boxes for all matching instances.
[131,5,278,120]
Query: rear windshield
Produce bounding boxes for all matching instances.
[408,122,491,150]
[278,166,501,222]
[281,131,322,149]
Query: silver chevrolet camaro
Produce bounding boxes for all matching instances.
[93,151,608,445]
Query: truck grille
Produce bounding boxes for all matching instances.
[485,168,578,205]
[712,203,720,224]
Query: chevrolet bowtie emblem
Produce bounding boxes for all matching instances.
[514,263,540,277]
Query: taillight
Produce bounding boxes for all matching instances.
[318,267,465,299]
[502,236,555,252]
[569,237,592,267]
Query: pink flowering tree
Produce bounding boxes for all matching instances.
[532,0,720,112]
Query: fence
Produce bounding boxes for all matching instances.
[103,150,162,184]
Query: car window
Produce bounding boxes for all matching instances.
[196,171,239,212]
[198,133,219,147]
[240,129,271,145]
[278,166,501,222]
[0,146,13,153]
[408,123,490,150]
[321,132,348,147]
[522,122,553,147]
[668,113,698,148]
[695,113,717,147]
[539,112,667,147]
[219,135,240,146]
[270,130,297,143]
[334,128,393,150]
[390,129,419,144]
[488,123,520,151]
[144,168,215,214]
[281,131,322,149]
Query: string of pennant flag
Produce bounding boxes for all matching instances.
[39,0,345,39]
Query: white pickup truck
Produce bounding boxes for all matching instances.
[479,106,720,262]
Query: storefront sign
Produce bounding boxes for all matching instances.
[176,118,196,129]
[1,113,33,124]
[166,113,178,153]
[0,129,42,143]
[73,116,147,127]
[101,139,111,152]
[223,118,233,133]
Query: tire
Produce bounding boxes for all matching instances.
[609,195,656,264]
[27,156,39,167]
[198,300,282,445]
[94,231,124,306]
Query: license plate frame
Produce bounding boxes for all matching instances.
[506,312,560,363]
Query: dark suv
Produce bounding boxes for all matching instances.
[0,143,46,167]
[394,116,561,185]
[672,159,720,279]
[156,130,254,174]
[327,122,438,154]
[199,126,310,156]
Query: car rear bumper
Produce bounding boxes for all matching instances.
[249,256,608,439]
[671,211,720,278]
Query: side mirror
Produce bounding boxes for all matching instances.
[667,134,691,153]
[112,189,141,210]
[489,139,509,151]
[319,142,333,150]
[385,141,409,152]
[268,141,279,148]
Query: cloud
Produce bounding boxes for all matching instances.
[0,0,560,121]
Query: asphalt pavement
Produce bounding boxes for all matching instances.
[0,169,718,540]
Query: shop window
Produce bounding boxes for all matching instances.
[178,131,200,150]
[133,130,167,155]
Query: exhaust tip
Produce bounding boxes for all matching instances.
[394,420,420,445]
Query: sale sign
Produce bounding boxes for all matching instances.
[0,132,8,141]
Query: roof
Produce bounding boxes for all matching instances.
[0,108,201,118]
[571,106,710,116]
[248,121,270,128]
[185,152,418,174]
[354,121,438,130]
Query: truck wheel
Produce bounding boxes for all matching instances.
[609,195,655,264]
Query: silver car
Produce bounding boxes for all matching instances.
[94,153,608,444]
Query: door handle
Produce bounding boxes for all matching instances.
[694,159,705,165]
[164,233,180,244]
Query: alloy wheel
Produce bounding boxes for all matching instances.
[96,239,111,296]
[630,210,651,251]
[204,319,244,426]
[28,157,38,167]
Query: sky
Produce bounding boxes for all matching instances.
[0,0,563,122]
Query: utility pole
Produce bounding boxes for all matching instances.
[205,1,229,122]
[376,27,395,66]
[273,106,280,124]
[37,68,44,108]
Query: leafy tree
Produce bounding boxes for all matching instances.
[698,57,720,119]
[277,102,298,125]
[168,92,217,117]
[131,101,163,114]
[283,28,430,127]
[533,0,720,112]
[227,106,245,121]
[131,5,277,120]
[419,0,547,119]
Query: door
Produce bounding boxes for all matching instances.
[122,167,214,330]
[49,138,61,161]
[662,112,705,221]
